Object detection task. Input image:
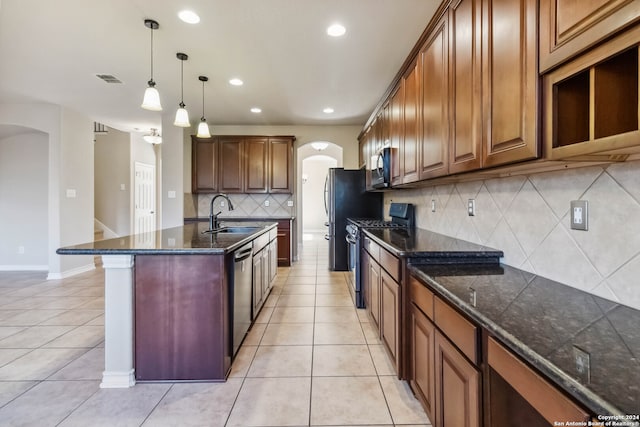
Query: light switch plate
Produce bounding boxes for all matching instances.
[287,200,294,207]
[570,200,588,231]
[66,189,76,198]
[168,191,176,199]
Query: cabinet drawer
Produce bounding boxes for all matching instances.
[364,237,380,260]
[434,297,478,364]
[379,248,400,282]
[410,276,434,321]
[488,337,590,424]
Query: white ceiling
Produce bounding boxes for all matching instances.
[0,0,439,135]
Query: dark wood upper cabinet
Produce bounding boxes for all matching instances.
[192,135,294,194]
[482,0,539,168]
[402,62,421,184]
[390,85,404,187]
[191,136,218,193]
[449,0,483,174]
[218,138,244,193]
[245,138,268,193]
[539,0,640,72]
[269,138,293,194]
[420,14,450,180]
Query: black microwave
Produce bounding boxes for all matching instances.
[371,146,391,189]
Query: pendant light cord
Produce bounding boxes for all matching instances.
[149,25,154,85]
[201,80,205,120]
[180,59,184,107]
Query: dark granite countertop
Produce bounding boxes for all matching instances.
[185,216,295,222]
[410,263,640,416]
[362,227,503,261]
[57,221,277,255]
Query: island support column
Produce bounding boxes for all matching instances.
[100,255,136,388]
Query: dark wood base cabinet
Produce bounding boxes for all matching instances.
[134,255,230,381]
[276,219,291,266]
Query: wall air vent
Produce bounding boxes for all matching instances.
[96,74,123,84]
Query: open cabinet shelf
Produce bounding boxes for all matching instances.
[545,26,640,160]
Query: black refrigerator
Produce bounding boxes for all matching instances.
[324,168,383,271]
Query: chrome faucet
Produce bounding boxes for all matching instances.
[209,194,235,230]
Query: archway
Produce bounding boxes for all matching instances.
[296,141,342,244]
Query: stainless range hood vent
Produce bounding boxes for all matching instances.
[95,74,122,84]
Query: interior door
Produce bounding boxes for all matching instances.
[134,162,156,239]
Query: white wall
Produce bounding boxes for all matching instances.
[0,131,48,269]
[95,128,131,236]
[0,103,94,277]
[302,155,337,232]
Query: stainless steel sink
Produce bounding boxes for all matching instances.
[202,226,262,234]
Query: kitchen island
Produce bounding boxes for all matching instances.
[57,221,278,388]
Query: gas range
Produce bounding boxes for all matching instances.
[345,203,414,309]
[347,218,407,229]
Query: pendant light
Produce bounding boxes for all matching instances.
[196,75,211,138]
[173,52,190,127]
[141,19,162,111]
[143,128,162,144]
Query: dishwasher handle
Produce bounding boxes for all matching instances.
[234,246,253,262]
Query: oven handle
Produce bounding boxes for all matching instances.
[345,234,357,245]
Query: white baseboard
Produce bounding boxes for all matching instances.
[47,263,96,280]
[0,265,48,271]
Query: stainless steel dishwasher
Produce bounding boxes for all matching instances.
[232,242,253,357]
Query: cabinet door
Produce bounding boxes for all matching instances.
[261,249,270,298]
[449,0,483,174]
[269,239,278,284]
[402,62,420,184]
[381,269,400,371]
[482,0,539,168]
[390,85,404,186]
[410,304,436,423]
[245,138,268,193]
[539,0,640,72]
[192,136,217,193]
[276,220,291,266]
[434,330,480,427]
[369,259,381,328]
[218,138,244,193]
[420,15,449,180]
[269,138,293,193]
[252,253,263,318]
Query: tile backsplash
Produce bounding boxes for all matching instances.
[185,193,295,218]
[384,160,640,311]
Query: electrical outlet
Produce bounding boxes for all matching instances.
[167,191,176,199]
[468,199,476,216]
[570,200,588,231]
[287,200,294,207]
[468,287,477,307]
[573,346,591,383]
[220,200,225,207]
[431,199,436,212]
[264,200,270,207]
[120,184,126,191]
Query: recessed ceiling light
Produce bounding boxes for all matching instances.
[251,107,262,113]
[229,78,244,86]
[327,24,346,37]
[178,10,200,24]
[323,107,334,114]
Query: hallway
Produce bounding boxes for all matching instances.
[0,233,430,426]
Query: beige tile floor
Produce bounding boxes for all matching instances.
[0,234,431,426]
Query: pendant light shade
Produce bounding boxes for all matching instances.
[141,19,162,111]
[143,128,162,144]
[196,76,211,138]
[173,53,190,127]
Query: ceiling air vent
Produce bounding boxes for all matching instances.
[96,74,122,84]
